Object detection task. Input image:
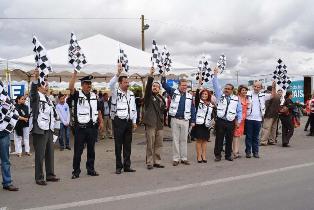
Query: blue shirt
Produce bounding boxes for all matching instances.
[212,75,242,123]
[161,77,196,123]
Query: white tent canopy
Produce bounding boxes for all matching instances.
[9,34,196,76]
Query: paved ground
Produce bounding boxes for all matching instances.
[1,118,314,210]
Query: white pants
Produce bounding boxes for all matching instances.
[171,118,189,161]
[14,127,30,153]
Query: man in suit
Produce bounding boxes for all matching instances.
[143,67,166,170]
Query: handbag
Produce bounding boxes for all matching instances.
[279,105,289,115]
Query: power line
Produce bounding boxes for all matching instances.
[0,17,139,20]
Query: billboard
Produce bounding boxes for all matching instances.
[288,80,304,103]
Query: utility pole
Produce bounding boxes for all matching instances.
[141,15,149,51]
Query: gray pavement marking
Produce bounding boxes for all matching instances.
[23,161,314,210]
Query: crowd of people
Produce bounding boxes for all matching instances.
[0,64,313,192]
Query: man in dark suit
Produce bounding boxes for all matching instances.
[143,67,166,170]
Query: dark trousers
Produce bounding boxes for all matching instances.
[305,115,311,131]
[113,117,133,170]
[33,131,55,181]
[309,113,314,134]
[245,120,262,155]
[72,126,97,175]
[214,118,234,158]
[280,115,294,145]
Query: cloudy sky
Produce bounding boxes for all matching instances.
[1,0,314,80]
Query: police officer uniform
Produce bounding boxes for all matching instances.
[71,75,100,179]
[109,75,137,174]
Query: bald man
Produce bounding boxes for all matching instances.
[245,81,275,158]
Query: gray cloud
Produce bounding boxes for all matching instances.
[0,0,314,80]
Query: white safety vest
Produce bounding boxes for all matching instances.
[196,100,213,127]
[110,88,136,120]
[37,92,55,131]
[76,90,98,124]
[216,94,239,121]
[246,92,266,117]
[169,89,193,120]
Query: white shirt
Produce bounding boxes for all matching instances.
[104,101,110,116]
[246,92,262,121]
[56,103,70,125]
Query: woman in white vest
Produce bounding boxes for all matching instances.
[161,75,196,166]
[194,78,214,163]
[30,69,60,186]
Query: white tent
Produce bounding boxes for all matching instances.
[9,34,195,76]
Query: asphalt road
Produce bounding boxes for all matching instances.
[1,118,314,210]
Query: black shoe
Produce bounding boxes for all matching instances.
[253,153,260,158]
[147,165,154,170]
[71,174,79,179]
[267,142,276,145]
[87,171,99,176]
[282,144,291,147]
[3,184,19,191]
[46,177,60,182]
[246,153,252,158]
[66,146,71,150]
[304,129,308,131]
[36,180,47,186]
[214,156,221,162]
[225,156,233,161]
[202,159,207,163]
[197,159,203,163]
[115,169,122,174]
[124,168,136,172]
[181,160,190,165]
[153,164,165,168]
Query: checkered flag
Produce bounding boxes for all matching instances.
[32,36,52,87]
[162,45,172,73]
[196,56,212,84]
[273,59,291,90]
[118,48,129,72]
[151,40,161,69]
[0,81,19,133]
[217,54,227,73]
[68,32,87,72]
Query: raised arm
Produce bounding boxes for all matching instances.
[212,67,222,100]
[109,64,123,91]
[69,70,77,95]
[161,76,174,96]
[144,67,155,106]
[30,69,39,104]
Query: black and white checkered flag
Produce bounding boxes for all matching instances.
[0,81,19,133]
[32,36,52,87]
[151,40,161,69]
[273,59,291,90]
[217,54,227,73]
[68,32,87,72]
[161,45,172,73]
[118,48,129,72]
[196,56,212,84]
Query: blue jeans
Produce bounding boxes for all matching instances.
[245,120,262,155]
[59,123,70,147]
[0,133,12,187]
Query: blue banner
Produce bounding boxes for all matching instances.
[8,84,25,100]
[288,80,304,103]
